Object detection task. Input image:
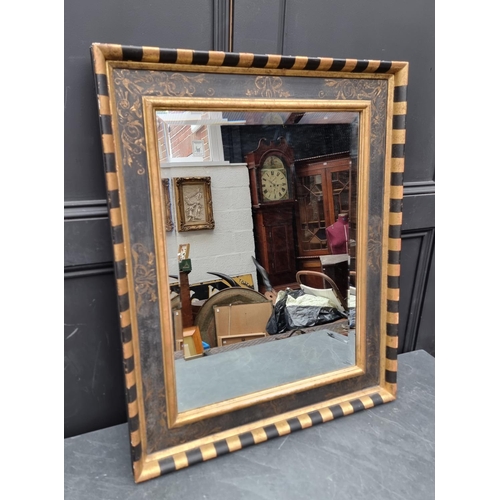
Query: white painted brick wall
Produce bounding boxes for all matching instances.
[162,164,257,287]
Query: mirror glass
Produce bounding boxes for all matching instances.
[155,110,359,412]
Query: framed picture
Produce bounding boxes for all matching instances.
[192,139,205,157]
[173,176,215,232]
[161,178,174,232]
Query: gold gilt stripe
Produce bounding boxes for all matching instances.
[109,207,122,227]
[359,395,376,409]
[393,102,407,115]
[342,59,358,72]
[208,51,225,66]
[386,359,398,372]
[318,407,334,422]
[387,288,400,301]
[387,312,399,324]
[388,263,401,276]
[125,369,135,389]
[114,243,126,261]
[128,399,139,419]
[102,134,114,154]
[116,276,128,296]
[339,401,354,416]
[226,435,243,452]
[392,129,406,144]
[142,46,160,62]
[381,389,395,402]
[386,335,398,349]
[364,60,381,72]
[317,57,334,71]
[131,429,141,447]
[199,443,218,461]
[265,54,281,68]
[98,95,111,115]
[394,64,409,86]
[390,185,404,200]
[176,49,193,65]
[291,56,309,70]
[172,452,189,470]
[275,420,291,436]
[237,53,255,67]
[120,309,131,329]
[251,427,269,444]
[123,340,134,359]
[388,238,401,251]
[391,158,405,173]
[106,172,119,191]
[296,413,313,429]
[389,212,403,226]
[101,44,123,61]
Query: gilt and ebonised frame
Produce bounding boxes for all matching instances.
[91,43,407,483]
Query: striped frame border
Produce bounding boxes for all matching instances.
[90,43,407,482]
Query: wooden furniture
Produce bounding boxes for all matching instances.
[294,153,351,288]
[246,138,298,292]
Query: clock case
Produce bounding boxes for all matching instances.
[245,138,298,291]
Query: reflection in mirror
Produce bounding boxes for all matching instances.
[155,110,359,412]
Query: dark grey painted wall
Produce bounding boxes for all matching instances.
[65,0,434,438]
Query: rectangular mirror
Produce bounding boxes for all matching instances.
[91,43,408,483]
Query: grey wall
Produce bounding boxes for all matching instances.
[64,0,434,438]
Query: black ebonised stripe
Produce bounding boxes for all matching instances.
[393,114,406,130]
[374,61,392,73]
[118,292,130,313]
[392,144,405,158]
[111,225,124,245]
[390,198,403,213]
[108,189,120,209]
[287,417,303,432]
[132,442,142,462]
[388,275,400,289]
[394,85,408,102]
[277,55,296,69]
[353,60,370,73]
[213,439,230,456]
[329,404,345,419]
[239,432,255,448]
[121,324,132,344]
[388,250,400,265]
[159,456,177,475]
[222,52,240,66]
[387,323,399,337]
[329,59,346,71]
[128,413,139,432]
[95,74,109,96]
[127,384,137,403]
[263,424,280,440]
[389,225,402,239]
[368,392,385,406]
[391,172,404,186]
[304,58,322,71]
[159,49,179,64]
[192,51,210,65]
[186,448,204,466]
[308,410,324,425]
[124,356,134,373]
[100,115,112,135]
[386,370,397,384]
[386,346,398,360]
[387,299,399,314]
[115,260,127,280]
[103,153,116,173]
[253,54,269,68]
[122,45,143,61]
[350,399,365,412]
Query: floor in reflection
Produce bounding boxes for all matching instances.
[176,329,355,412]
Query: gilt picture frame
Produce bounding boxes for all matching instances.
[161,178,174,232]
[90,42,408,483]
[173,176,215,232]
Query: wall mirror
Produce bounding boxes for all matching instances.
[91,43,408,483]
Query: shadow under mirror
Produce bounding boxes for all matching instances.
[156,110,359,413]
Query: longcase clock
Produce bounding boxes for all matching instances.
[245,138,297,291]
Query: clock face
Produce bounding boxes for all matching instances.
[261,155,289,202]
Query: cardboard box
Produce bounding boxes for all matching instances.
[213,302,273,348]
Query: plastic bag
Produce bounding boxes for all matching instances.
[266,289,346,334]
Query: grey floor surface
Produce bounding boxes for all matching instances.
[64,350,435,500]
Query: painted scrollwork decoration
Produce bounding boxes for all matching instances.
[246,76,291,98]
[131,243,158,313]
